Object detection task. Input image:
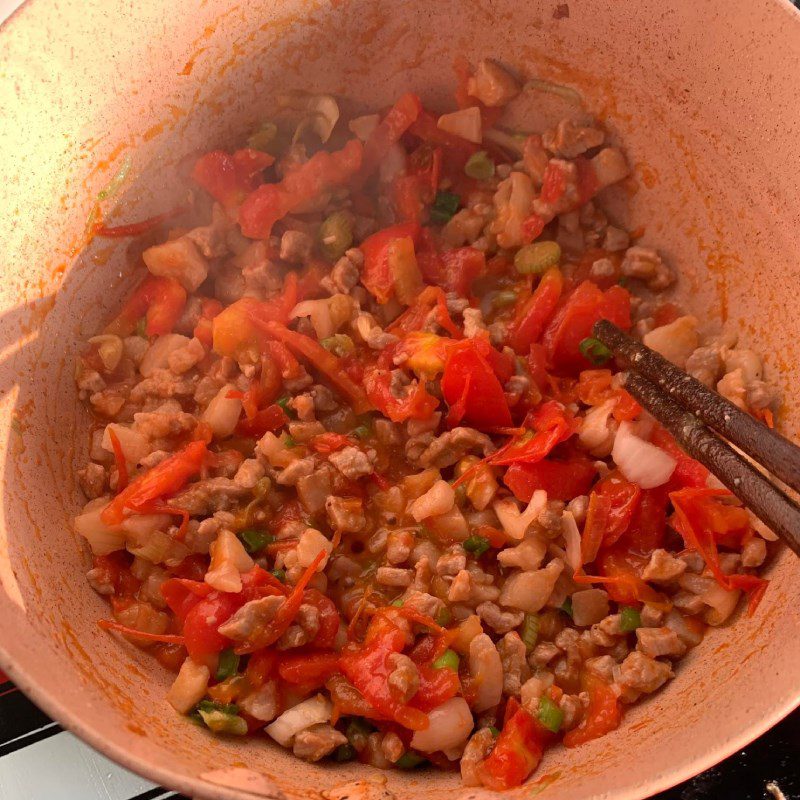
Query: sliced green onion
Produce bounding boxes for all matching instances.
[488,725,500,737]
[491,290,518,310]
[276,395,293,413]
[434,606,453,627]
[619,605,642,632]
[284,436,297,448]
[429,191,460,224]
[352,424,370,439]
[514,241,562,275]
[463,535,491,557]
[433,649,459,671]
[520,613,540,652]
[135,318,147,338]
[537,695,564,733]
[464,150,495,181]
[237,529,274,554]
[196,700,247,735]
[97,155,133,201]
[318,211,354,262]
[395,751,427,769]
[333,743,356,762]
[248,121,278,152]
[321,333,355,357]
[390,598,405,607]
[215,649,241,681]
[454,484,467,505]
[560,597,573,618]
[198,700,239,714]
[270,568,286,583]
[579,336,613,366]
[525,78,583,106]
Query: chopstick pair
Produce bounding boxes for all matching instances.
[593,319,800,556]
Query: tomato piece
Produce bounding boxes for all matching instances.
[441,338,512,430]
[193,297,223,349]
[339,619,429,731]
[161,577,213,622]
[259,321,372,415]
[91,552,140,597]
[363,368,439,423]
[490,401,577,465]
[235,403,288,438]
[542,281,632,374]
[577,368,642,422]
[278,651,341,687]
[239,139,363,238]
[245,649,278,689]
[212,276,297,358]
[183,592,241,661]
[438,248,486,296]
[651,427,710,489]
[310,433,356,454]
[358,92,423,181]
[508,267,564,354]
[303,589,340,649]
[580,473,641,565]
[478,704,546,790]
[192,148,275,210]
[670,488,768,613]
[101,440,208,525]
[527,343,548,390]
[411,663,461,712]
[563,673,621,747]
[408,109,479,165]
[106,275,187,338]
[505,458,597,503]
[359,222,422,304]
[387,284,461,339]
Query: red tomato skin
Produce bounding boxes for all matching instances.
[542,281,631,374]
[359,222,421,304]
[504,458,596,503]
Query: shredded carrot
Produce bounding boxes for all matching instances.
[107,428,129,492]
[96,204,189,238]
[98,619,186,644]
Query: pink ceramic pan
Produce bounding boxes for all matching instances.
[0,1,798,798]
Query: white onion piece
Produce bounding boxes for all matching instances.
[348,114,380,141]
[167,659,210,714]
[101,423,150,468]
[290,299,334,340]
[410,697,474,753]
[266,695,332,747]
[437,107,482,144]
[202,382,242,439]
[562,510,582,571]
[378,143,407,185]
[306,94,339,143]
[408,480,455,522]
[612,422,676,489]
[88,334,123,372]
[73,498,126,555]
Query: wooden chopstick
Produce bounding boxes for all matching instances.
[593,320,800,556]
[593,319,800,494]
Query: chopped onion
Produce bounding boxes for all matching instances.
[437,107,482,144]
[468,634,503,712]
[525,78,583,105]
[291,299,335,340]
[88,334,123,372]
[202,382,242,439]
[562,510,582,571]
[378,143,407,184]
[74,498,126,555]
[266,694,332,747]
[102,423,150,468]
[612,422,677,489]
[306,95,339,143]
[296,528,333,570]
[348,114,380,141]
[498,559,563,613]
[167,658,211,714]
[700,582,741,626]
[410,697,473,753]
[205,529,254,593]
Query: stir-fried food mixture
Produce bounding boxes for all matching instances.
[74,59,781,788]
